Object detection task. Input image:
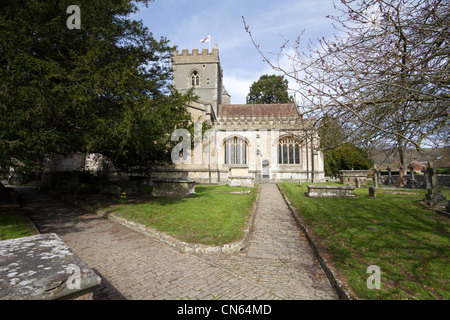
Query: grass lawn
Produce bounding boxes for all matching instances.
[279,182,450,300]
[101,184,257,246]
[0,203,36,241]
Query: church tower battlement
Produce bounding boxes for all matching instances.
[173,48,220,63]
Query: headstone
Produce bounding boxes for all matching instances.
[424,189,448,210]
[422,168,430,189]
[355,178,360,188]
[408,164,415,180]
[407,163,420,189]
[387,167,393,185]
[429,167,437,190]
[369,187,376,198]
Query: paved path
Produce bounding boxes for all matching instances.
[16,184,337,300]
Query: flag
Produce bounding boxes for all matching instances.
[200,35,210,43]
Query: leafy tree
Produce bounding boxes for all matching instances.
[324,143,373,177]
[0,0,194,185]
[246,74,293,104]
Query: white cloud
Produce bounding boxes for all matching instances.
[223,75,254,104]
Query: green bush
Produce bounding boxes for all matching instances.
[324,143,373,177]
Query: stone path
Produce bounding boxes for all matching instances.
[15,184,337,300]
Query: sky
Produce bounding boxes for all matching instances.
[131,0,339,104]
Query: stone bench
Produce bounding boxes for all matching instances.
[151,179,196,197]
[0,233,101,300]
[306,185,355,198]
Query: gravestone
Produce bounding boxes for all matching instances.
[424,189,447,210]
[407,164,420,189]
[409,164,415,180]
[429,167,437,190]
[369,187,376,198]
[422,167,430,189]
[306,185,355,198]
[227,167,254,187]
[339,170,368,186]
[387,167,393,185]
[151,179,196,197]
[0,233,101,300]
[423,162,447,209]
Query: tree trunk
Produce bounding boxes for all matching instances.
[397,137,407,186]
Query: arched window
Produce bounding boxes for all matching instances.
[191,70,200,86]
[224,136,247,165]
[278,136,300,164]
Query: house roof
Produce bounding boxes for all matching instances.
[218,104,299,118]
[409,160,428,170]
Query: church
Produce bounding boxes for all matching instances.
[150,43,325,185]
[38,43,325,187]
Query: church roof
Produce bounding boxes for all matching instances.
[219,104,299,118]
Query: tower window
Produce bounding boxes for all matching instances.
[191,71,200,86]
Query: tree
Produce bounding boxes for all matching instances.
[246,74,294,104]
[324,143,373,177]
[318,115,372,177]
[0,0,194,182]
[243,0,449,174]
[319,115,347,151]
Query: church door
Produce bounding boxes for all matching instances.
[262,160,270,178]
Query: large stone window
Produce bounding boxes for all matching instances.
[278,136,300,164]
[190,70,200,86]
[224,136,247,165]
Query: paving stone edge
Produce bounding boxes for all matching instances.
[276,183,359,300]
[48,186,259,256]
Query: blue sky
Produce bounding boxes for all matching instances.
[131,0,339,104]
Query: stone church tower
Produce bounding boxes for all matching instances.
[172,42,230,122]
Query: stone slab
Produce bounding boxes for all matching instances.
[0,233,101,300]
[306,185,355,198]
[151,179,196,197]
[227,176,254,187]
[339,170,368,186]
